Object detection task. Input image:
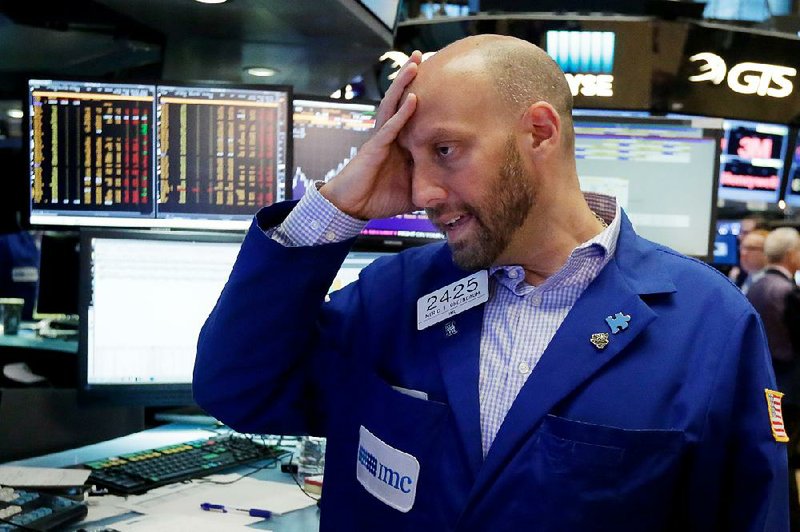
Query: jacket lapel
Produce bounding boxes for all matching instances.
[416,248,486,479]
[464,212,676,503]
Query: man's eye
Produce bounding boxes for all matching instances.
[436,145,453,157]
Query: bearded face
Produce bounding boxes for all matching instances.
[427,136,535,271]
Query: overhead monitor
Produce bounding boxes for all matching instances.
[28,80,156,227]
[782,129,800,207]
[291,97,442,245]
[78,230,244,406]
[717,119,789,204]
[28,79,291,230]
[154,84,291,230]
[573,114,722,259]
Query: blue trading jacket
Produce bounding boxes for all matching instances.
[194,201,789,531]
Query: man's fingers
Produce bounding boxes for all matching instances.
[375,50,422,128]
[371,93,417,148]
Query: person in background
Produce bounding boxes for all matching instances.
[747,227,800,527]
[0,231,39,320]
[736,228,769,294]
[194,34,788,529]
[728,214,767,290]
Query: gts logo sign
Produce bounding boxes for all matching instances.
[689,52,796,98]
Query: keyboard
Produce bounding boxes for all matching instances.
[0,486,87,531]
[83,435,289,495]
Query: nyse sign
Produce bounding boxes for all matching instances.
[689,52,797,98]
[380,51,613,97]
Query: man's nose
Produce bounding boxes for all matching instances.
[411,166,447,209]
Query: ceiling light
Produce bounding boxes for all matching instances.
[6,109,23,119]
[194,0,228,4]
[245,67,277,77]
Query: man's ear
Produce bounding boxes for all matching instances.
[520,102,561,153]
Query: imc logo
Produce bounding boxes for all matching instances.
[356,425,420,513]
[358,445,414,493]
[546,31,615,97]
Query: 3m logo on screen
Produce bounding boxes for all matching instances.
[689,52,796,98]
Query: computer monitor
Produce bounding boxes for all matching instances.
[78,232,393,407]
[573,114,722,260]
[28,80,157,227]
[154,83,291,230]
[717,119,789,204]
[782,129,800,208]
[78,230,244,406]
[291,97,442,246]
[35,232,80,317]
[28,79,291,230]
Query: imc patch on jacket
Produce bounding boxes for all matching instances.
[765,389,789,442]
[356,425,420,512]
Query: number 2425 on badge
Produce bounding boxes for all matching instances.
[416,271,489,330]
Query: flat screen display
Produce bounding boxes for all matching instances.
[28,79,291,230]
[292,97,442,243]
[717,119,789,204]
[573,114,722,259]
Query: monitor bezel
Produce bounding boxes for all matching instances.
[77,228,245,407]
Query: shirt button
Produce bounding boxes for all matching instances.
[518,362,531,375]
[324,230,336,242]
[507,270,519,279]
[310,220,321,230]
[531,294,542,306]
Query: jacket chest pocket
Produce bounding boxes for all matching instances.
[350,371,456,527]
[518,415,687,530]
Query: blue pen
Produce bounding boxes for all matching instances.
[200,502,272,519]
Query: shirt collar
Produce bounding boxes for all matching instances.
[489,192,621,288]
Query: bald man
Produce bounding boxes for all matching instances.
[195,35,787,530]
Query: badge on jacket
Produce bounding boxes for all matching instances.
[356,425,420,512]
[417,271,489,330]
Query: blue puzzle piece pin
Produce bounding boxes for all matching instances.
[605,312,631,334]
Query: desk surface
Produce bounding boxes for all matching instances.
[7,423,320,531]
[0,327,78,353]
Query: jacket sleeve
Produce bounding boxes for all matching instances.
[192,202,360,435]
[689,309,790,530]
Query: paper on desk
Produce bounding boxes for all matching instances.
[112,512,268,532]
[122,476,316,518]
[0,465,90,487]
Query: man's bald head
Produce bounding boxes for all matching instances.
[415,35,572,118]
[409,35,574,146]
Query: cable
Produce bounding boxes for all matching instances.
[283,455,321,502]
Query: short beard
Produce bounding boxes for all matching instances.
[440,137,535,271]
